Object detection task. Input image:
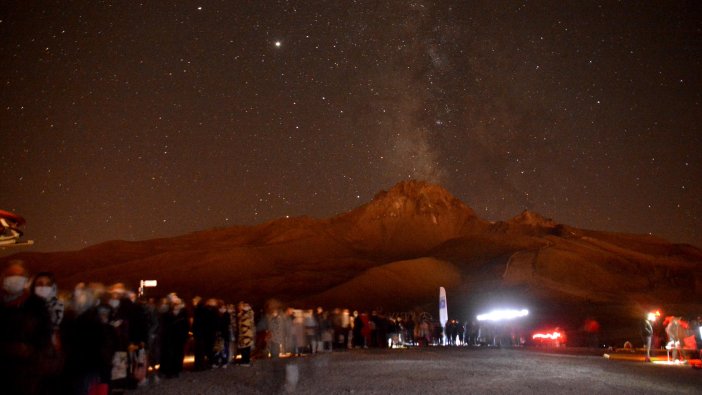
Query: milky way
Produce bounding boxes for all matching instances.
[1,1,700,252]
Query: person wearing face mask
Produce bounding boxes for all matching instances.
[105,283,149,390]
[1,260,29,304]
[0,260,57,395]
[31,272,64,349]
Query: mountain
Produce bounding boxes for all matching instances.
[3,180,701,343]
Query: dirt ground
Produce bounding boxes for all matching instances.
[127,347,702,394]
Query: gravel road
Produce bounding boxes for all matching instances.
[126,347,702,394]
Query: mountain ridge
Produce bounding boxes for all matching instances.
[2,180,701,344]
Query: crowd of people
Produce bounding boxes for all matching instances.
[0,260,262,395]
[0,260,454,395]
[256,306,447,357]
[640,311,702,363]
[4,259,702,395]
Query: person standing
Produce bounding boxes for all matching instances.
[237,301,255,366]
[160,295,189,378]
[214,301,232,367]
[665,316,684,362]
[304,309,318,353]
[0,261,58,395]
[31,272,64,350]
[642,312,656,362]
[282,307,294,356]
[352,311,364,348]
[693,316,702,360]
[106,283,139,390]
[61,283,116,395]
[318,310,333,352]
[265,307,285,358]
[192,297,218,371]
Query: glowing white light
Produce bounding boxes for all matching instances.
[476,308,529,322]
[275,41,281,47]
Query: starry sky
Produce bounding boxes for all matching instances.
[1,1,700,253]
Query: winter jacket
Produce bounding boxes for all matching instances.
[237,305,255,348]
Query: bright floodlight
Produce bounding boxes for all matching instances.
[477,308,529,322]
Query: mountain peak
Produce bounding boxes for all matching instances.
[368,180,475,218]
[338,180,483,257]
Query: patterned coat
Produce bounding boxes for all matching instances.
[237,304,255,348]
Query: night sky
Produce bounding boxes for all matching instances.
[1,1,700,253]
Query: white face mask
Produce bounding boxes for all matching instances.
[3,275,28,295]
[35,285,55,300]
